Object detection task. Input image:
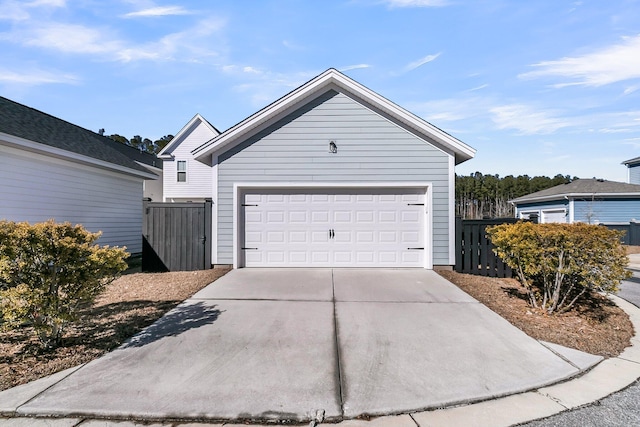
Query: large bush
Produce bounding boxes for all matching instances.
[486,222,631,314]
[0,220,128,347]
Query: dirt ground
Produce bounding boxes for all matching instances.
[0,264,636,392]
[0,267,230,391]
[439,270,634,358]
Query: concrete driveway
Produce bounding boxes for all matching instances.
[3,269,602,423]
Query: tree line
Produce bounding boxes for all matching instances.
[456,172,576,219]
[107,133,174,154]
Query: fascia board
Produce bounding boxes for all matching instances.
[1,132,157,180]
[329,72,476,163]
[192,71,333,161]
[511,193,640,204]
[159,113,218,157]
[193,69,475,163]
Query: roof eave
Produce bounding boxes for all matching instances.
[193,69,476,164]
[512,192,640,204]
[1,132,157,180]
[159,113,220,157]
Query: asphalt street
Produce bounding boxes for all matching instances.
[520,272,640,427]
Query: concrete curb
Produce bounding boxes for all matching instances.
[2,295,640,427]
[406,293,640,427]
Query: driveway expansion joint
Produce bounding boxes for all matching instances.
[331,269,345,417]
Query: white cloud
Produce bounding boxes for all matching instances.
[465,83,488,92]
[3,18,225,63]
[410,97,489,123]
[520,34,640,87]
[230,69,319,107]
[0,67,77,85]
[339,64,371,72]
[123,6,192,18]
[490,104,572,135]
[0,0,65,21]
[243,66,262,74]
[20,23,122,55]
[404,53,441,72]
[383,0,449,7]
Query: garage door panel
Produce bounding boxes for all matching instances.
[242,189,426,267]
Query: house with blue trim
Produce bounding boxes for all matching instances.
[623,157,640,185]
[511,179,640,225]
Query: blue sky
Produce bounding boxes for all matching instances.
[1,0,640,181]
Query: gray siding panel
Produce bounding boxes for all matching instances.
[574,199,640,223]
[217,90,452,265]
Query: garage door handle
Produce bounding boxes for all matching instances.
[407,247,424,250]
[241,247,258,250]
[329,229,335,239]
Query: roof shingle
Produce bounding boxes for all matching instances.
[511,179,640,203]
[0,96,154,174]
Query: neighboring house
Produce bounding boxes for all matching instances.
[0,96,157,254]
[169,68,475,269]
[511,179,640,225]
[623,157,640,185]
[157,114,220,202]
[102,136,163,201]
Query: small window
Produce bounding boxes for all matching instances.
[177,160,186,182]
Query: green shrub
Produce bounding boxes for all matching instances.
[486,222,631,314]
[0,220,128,347]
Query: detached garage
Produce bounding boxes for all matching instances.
[189,69,475,269]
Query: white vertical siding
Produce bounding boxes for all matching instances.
[0,144,144,253]
[143,169,163,201]
[217,90,453,265]
[163,119,218,201]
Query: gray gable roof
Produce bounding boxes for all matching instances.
[623,156,640,167]
[511,179,640,204]
[0,96,153,175]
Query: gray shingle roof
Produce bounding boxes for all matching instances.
[511,179,640,204]
[0,96,153,175]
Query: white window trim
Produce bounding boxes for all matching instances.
[232,182,433,269]
[177,160,187,183]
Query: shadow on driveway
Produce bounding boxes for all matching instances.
[122,301,222,348]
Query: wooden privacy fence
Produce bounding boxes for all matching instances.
[455,217,530,278]
[142,200,212,272]
[600,222,640,246]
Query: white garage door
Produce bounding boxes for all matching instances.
[241,188,426,267]
[542,209,567,223]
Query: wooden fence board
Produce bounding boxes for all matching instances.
[455,217,524,278]
[142,200,212,272]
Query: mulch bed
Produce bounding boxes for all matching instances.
[439,270,634,358]
[0,267,230,391]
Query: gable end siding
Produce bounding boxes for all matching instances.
[216,90,452,265]
[0,144,143,253]
[163,120,216,200]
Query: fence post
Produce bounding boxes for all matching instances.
[204,198,212,269]
[455,217,463,272]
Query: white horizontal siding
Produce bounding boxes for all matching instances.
[0,144,143,253]
[629,165,640,185]
[217,90,452,265]
[163,119,217,201]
